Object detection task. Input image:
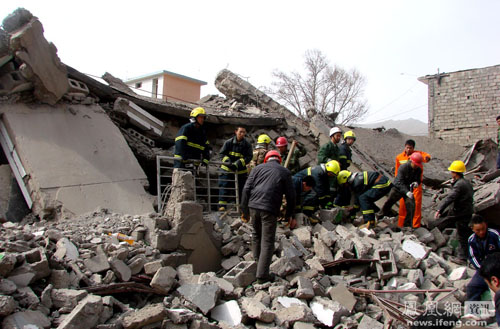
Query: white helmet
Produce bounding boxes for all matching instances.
[329,127,342,137]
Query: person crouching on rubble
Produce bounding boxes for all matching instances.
[240,150,295,283]
[337,170,392,228]
[294,160,341,209]
[174,107,210,168]
[292,175,318,225]
[466,214,500,301]
[377,152,423,225]
[429,160,473,262]
[479,252,500,326]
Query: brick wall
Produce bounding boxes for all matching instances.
[419,64,500,146]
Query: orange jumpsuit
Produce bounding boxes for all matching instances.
[395,150,431,228]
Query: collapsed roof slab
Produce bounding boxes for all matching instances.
[0,103,153,219]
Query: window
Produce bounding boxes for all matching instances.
[135,82,142,89]
[152,79,158,98]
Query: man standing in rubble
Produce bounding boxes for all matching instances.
[294,160,340,209]
[218,126,253,211]
[466,215,500,301]
[395,139,431,228]
[317,127,342,164]
[338,131,356,170]
[337,170,392,227]
[174,107,210,168]
[430,160,474,261]
[377,153,423,225]
[248,134,271,171]
[276,137,307,175]
[241,150,295,283]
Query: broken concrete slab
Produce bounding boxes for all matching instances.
[57,294,103,329]
[177,282,220,315]
[109,259,131,282]
[0,294,16,317]
[122,303,167,329]
[241,297,275,323]
[51,288,88,310]
[328,284,357,312]
[150,266,177,292]
[275,304,314,328]
[83,250,110,273]
[358,314,384,329]
[210,300,242,326]
[54,238,79,262]
[2,310,51,329]
[9,15,68,104]
[114,97,164,137]
[310,296,349,327]
[0,104,153,219]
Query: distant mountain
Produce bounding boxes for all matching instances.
[355,118,428,136]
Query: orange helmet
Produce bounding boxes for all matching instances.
[264,150,282,164]
[276,137,288,147]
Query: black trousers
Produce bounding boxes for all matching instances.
[250,208,277,280]
[380,187,415,226]
[430,214,472,259]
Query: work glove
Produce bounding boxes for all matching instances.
[324,202,333,209]
[406,191,414,199]
[288,217,297,229]
[410,182,419,190]
[241,213,249,223]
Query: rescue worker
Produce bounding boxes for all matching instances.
[377,152,423,224]
[276,137,307,175]
[395,139,431,228]
[479,253,500,326]
[292,175,317,223]
[338,131,356,170]
[174,107,210,168]
[334,131,357,217]
[429,160,474,261]
[294,160,340,208]
[241,150,295,283]
[317,127,342,164]
[467,215,500,301]
[218,126,253,211]
[337,170,392,227]
[248,134,271,171]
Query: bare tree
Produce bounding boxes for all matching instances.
[267,49,368,124]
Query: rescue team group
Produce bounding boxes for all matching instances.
[172,107,500,322]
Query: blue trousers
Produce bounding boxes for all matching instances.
[467,270,490,301]
[497,151,500,169]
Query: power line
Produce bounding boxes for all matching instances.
[364,103,427,124]
[363,82,420,121]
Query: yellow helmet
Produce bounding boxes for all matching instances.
[337,170,352,184]
[344,131,356,140]
[190,107,206,118]
[448,160,466,173]
[257,134,271,144]
[325,160,341,175]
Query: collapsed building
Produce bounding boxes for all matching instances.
[1,7,500,329]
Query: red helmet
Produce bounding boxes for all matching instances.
[264,150,282,164]
[410,152,423,167]
[276,137,288,147]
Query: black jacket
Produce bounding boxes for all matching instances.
[219,136,253,174]
[438,176,474,216]
[295,165,331,205]
[174,122,210,164]
[393,162,422,195]
[338,142,352,170]
[351,171,390,195]
[241,160,295,217]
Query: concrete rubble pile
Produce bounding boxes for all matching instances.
[1,169,494,329]
[1,6,500,329]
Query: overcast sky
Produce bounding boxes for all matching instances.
[2,1,499,124]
